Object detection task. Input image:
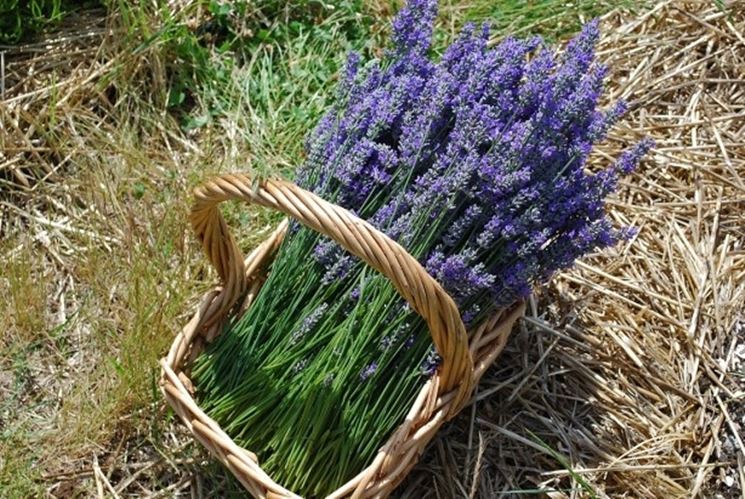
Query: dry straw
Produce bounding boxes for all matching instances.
[0,10,110,191]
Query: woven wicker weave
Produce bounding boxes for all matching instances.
[160,174,525,498]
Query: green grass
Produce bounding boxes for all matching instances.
[0,0,103,44]
[0,0,646,495]
[444,0,636,41]
[527,429,599,498]
[190,7,376,178]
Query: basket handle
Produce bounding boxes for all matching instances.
[190,173,475,416]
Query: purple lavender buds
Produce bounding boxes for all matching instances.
[298,5,651,313]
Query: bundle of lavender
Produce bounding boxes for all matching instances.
[192,1,651,495]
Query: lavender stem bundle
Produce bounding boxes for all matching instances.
[192,1,652,495]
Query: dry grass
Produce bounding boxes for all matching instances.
[0,8,108,191]
[0,0,743,498]
[0,6,217,497]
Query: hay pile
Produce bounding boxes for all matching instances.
[404,1,745,497]
[0,10,111,192]
[0,7,173,200]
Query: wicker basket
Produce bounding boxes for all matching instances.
[160,173,525,498]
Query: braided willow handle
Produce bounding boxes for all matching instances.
[190,173,475,416]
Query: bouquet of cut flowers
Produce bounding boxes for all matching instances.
[189,0,652,496]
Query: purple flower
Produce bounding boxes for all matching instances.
[360,362,378,381]
[462,305,481,326]
[291,303,328,344]
[404,335,416,349]
[321,255,354,285]
[420,348,441,376]
[292,359,309,374]
[426,250,495,306]
[443,205,482,247]
[615,137,655,175]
